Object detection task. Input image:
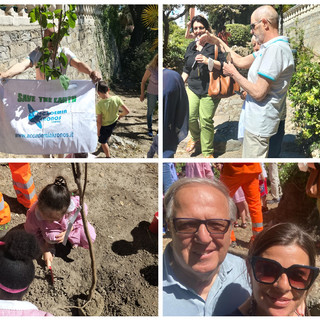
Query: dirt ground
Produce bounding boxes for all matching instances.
[0,89,158,159]
[0,162,158,316]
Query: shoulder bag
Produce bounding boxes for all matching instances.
[208,46,240,99]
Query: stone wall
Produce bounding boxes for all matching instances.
[0,5,115,80]
[283,4,320,55]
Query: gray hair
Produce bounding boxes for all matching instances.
[164,177,237,221]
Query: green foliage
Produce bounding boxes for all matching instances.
[226,23,251,46]
[29,5,77,89]
[278,163,308,190]
[163,22,191,73]
[141,5,158,52]
[288,25,320,151]
[121,42,155,85]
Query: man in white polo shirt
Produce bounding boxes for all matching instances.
[200,5,294,158]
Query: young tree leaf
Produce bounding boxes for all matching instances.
[59,75,70,90]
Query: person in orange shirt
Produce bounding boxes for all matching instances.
[220,163,263,245]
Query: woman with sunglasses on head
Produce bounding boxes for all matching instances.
[182,15,226,158]
[233,223,319,316]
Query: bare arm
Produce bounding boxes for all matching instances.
[185,21,195,39]
[118,104,130,119]
[97,114,102,136]
[223,62,272,101]
[181,72,189,83]
[199,31,255,69]
[0,58,32,78]
[140,69,151,102]
[70,58,101,83]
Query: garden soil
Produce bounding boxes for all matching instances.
[0,162,158,316]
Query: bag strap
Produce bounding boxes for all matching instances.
[214,45,218,60]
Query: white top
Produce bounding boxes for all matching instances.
[244,36,294,137]
[28,47,77,75]
[0,299,38,310]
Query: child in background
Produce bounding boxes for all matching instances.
[140,54,158,137]
[24,176,96,268]
[96,81,130,158]
[0,230,52,316]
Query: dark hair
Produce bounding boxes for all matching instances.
[248,223,317,267]
[191,15,210,32]
[97,81,109,94]
[38,176,71,217]
[0,230,41,298]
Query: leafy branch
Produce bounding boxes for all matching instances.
[141,5,158,52]
[28,5,77,89]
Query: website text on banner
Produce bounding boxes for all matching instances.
[0,79,96,155]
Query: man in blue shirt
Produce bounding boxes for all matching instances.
[163,177,251,316]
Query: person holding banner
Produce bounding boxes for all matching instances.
[0,28,101,83]
[0,28,100,157]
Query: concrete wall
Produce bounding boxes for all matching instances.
[0,5,112,80]
[284,4,320,55]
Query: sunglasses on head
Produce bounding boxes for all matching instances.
[173,218,231,235]
[250,256,319,290]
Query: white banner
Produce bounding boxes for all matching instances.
[0,79,97,155]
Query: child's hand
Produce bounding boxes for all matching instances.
[140,94,145,102]
[55,230,67,243]
[43,251,53,267]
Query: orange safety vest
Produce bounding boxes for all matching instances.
[0,192,11,225]
[9,163,38,209]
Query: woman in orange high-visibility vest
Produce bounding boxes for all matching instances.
[9,163,37,209]
[220,163,263,244]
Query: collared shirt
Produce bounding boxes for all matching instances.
[163,244,251,316]
[244,36,294,137]
[183,41,225,96]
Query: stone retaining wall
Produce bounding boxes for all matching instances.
[284,5,320,55]
[0,5,110,80]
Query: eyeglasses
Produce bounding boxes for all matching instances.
[250,20,263,30]
[250,256,320,290]
[173,218,231,234]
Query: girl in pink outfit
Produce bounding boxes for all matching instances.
[0,230,53,316]
[24,176,96,267]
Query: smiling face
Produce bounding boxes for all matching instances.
[192,21,207,38]
[169,183,232,278]
[251,244,309,316]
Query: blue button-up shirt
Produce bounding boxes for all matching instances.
[163,244,251,316]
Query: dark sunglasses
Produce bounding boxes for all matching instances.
[250,256,319,290]
[173,218,231,235]
[250,20,262,30]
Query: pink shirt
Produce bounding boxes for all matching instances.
[147,66,158,95]
[25,196,96,248]
[185,163,214,179]
[0,300,52,316]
